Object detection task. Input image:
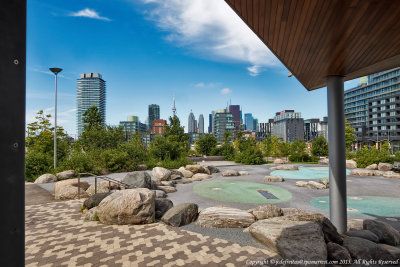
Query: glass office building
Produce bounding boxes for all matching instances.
[213,109,234,143]
[77,73,106,136]
[344,67,400,146]
[148,104,160,133]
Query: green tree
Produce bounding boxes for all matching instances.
[311,136,329,157]
[345,120,356,151]
[289,140,307,162]
[82,105,103,130]
[195,134,218,155]
[270,136,283,158]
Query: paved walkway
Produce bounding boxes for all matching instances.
[25,200,277,267]
[25,184,59,206]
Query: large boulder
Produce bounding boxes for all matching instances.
[347,219,364,231]
[280,213,343,244]
[248,204,283,220]
[83,192,112,209]
[349,168,374,176]
[383,171,400,179]
[221,170,240,176]
[161,203,198,227]
[318,158,329,165]
[100,181,120,190]
[34,173,57,184]
[196,207,255,228]
[155,198,173,219]
[56,185,88,200]
[86,183,110,196]
[366,164,378,170]
[373,170,386,176]
[153,190,167,198]
[342,236,394,260]
[152,167,171,181]
[249,218,327,261]
[264,176,284,182]
[345,230,379,243]
[54,179,89,196]
[191,173,211,181]
[170,174,182,180]
[275,165,298,171]
[378,163,393,171]
[273,158,288,164]
[157,186,177,193]
[178,167,194,178]
[327,242,352,262]
[160,180,175,187]
[346,160,357,169]
[96,188,155,225]
[174,177,193,184]
[363,219,400,246]
[206,165,220,174]
[281,208,309,216]
[121,171,152,189]
[295,181,327,190]
[185,165,206,174]
[56,170,75,180]
[137,164,147,171]
[378,244,400,260]
[318,178,329,187]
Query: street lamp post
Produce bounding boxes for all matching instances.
[49,67,62,169]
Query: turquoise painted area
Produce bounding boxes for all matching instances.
[311,196,400,216]
[193,180,292,204]
[270,167,351,180]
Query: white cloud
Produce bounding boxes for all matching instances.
[70,8,111,21]
[221,88,232,95]
[140,0,279,76]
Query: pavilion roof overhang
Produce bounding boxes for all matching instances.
[225,0,400,90]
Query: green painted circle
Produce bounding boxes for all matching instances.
[271,167,350,180]
[311,196,400,216]
[193,180,292,204]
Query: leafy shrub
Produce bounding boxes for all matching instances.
[59,150,97,174]
[311,136,328,157]
[101,149,130,172]
[234,149,265,165]
[25,151,53,182]
[355,144,392,168]
[195,134,217,155]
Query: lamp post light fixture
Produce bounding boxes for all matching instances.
[49,67,62,169]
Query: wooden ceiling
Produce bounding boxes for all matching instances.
[225,0,400,90]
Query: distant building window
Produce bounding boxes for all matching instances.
[381,106,386,111]
[390,104,395,109]
[390,97,395,102]
[390,111,396,116]
[390,125,396,130]
[372,108,378,112]
[381,126,386,130]
[373,127,378,131]
[381,99,386,104]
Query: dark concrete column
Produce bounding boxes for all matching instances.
[327,76,347,233]
[0,0,26,266]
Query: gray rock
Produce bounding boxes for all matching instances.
[366,164,378,170]
[318,178,329,187]
[170,174,183,180]
[318,158,329,165]
[155,198,173,219]
[174,178,193,184]
[327,242,352,262]
[161,203,198,227]
[153,190,167,198]
[264,176,284,182]
[97,188,155,225]
[274,165,298,170]
[378,244,400,260]
[345,230,379,243]
[349,168,374,176]
[56,170,75,180]
[342,236,393,260]
[34,173,58,184]
[83,192,113,209]
[191,173,211,181]
[206,165,220,174]
[347,219,364,231]
[178,167,194,178]
[378,163,393,171]
[56,185,88,200]
[280,213,343,244]
[160,180,175,187]
[281,208,309,216]
[383,171,400,179]
[157,186,177,193]
[248,204,283,220]
[274,158,288,164]
[363,219,400,246]
[196,207,255,228]
[185,165,207,174]
[346,160,357,169]
[86,183,110,196]
[122,171,152,189]
[239,171,249,176]
[84,207,99,221]
[295,181,326,189]
[373,170,386,176]
[54,179,90,196]
[137,164,148,171]
[152,167,171,181]
[221,170,240,176]
[249,218,327,261]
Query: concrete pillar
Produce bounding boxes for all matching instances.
[0,0,26,265]
[327,76,347,233]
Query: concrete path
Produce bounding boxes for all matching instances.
[25,184,59,206]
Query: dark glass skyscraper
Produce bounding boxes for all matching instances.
[198,114,204,134]
[228,105,241,130]
[77,73,106,136]
[188,110,196,133]
[148,104,160,133]
[208,114,213,133]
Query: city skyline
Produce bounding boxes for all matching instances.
[26,0,360,137]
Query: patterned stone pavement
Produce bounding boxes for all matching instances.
[26,200,277,267]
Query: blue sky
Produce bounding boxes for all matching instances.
[27,0,359,137]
